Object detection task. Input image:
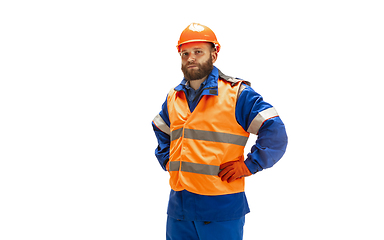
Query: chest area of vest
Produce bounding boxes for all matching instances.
[169,83,243,134]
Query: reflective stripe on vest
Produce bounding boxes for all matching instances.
[169,161,220,176]
[171,128,248,146]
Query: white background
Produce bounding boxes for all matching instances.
[1,0,383,239]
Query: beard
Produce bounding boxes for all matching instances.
[181,56,214,81]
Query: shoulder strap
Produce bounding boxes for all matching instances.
[217,69,251,102]
[218,69,251,87]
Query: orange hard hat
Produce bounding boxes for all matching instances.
[177,23,221,53]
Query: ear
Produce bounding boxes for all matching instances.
[211,50,218,63]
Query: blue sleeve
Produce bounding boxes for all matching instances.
[152,96,171,171]
[235,84,288,173]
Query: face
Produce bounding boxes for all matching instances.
[180,42,218,81]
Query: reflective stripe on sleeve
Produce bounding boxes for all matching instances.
[169,161,220,176]
[247,107,279,135]
[153,114,170,135]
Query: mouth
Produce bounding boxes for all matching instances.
[187,65,198,69]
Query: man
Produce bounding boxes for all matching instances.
[152,23,288,240]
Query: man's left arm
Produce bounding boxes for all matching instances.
[236,84,288,174]
[219,84,287,182]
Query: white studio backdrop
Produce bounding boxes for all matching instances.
[1,0,383,239]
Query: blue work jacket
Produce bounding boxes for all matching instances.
[152,66,288,221]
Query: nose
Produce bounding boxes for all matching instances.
[187,53,196,63]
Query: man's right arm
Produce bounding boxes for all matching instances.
[152,96,171,171]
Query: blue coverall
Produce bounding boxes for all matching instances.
[152,66,288,239]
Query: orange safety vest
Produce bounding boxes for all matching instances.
[167,78,250,196]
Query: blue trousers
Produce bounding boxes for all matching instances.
[166,215,245,240]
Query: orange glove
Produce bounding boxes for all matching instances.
[218,160,252,183]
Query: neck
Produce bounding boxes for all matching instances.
[189,76,208,90]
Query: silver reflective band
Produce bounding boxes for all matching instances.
[170,128,248,146]
[184,129,248,146]
[153,114,170,135]
[247,107,278,134]
[171,128,183,141]
[169,161,220,176]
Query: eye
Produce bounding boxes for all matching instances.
[181,52,189,57]
[195,50,202,54]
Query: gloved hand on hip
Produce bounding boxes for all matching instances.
[218,159,252,183]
